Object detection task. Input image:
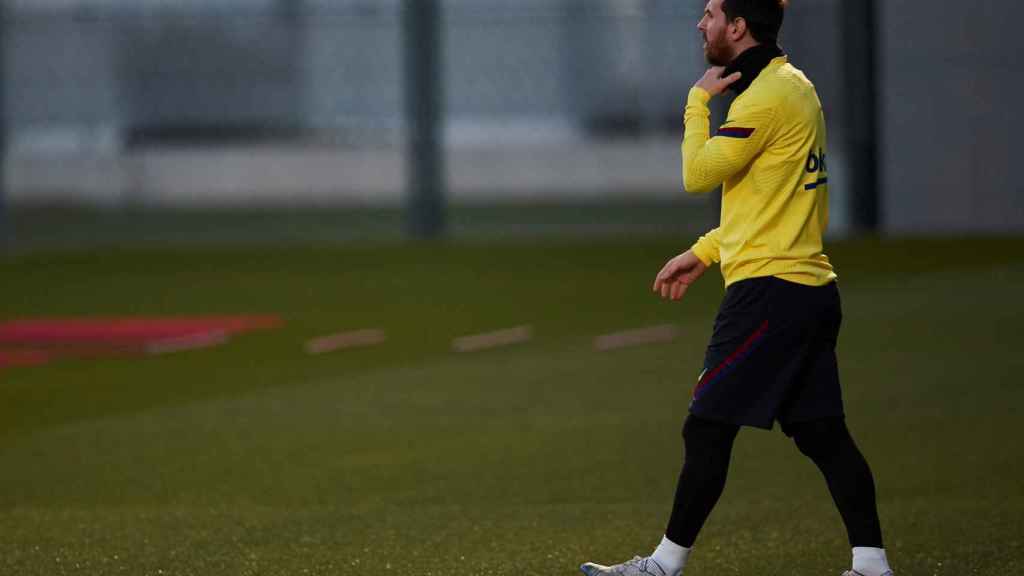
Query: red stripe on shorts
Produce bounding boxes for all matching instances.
[693,320,769,398]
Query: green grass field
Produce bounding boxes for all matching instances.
[1,236,1022,575]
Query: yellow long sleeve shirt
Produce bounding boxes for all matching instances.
[684,54,837,287]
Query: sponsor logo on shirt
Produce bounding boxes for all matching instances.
[805,148,828,190]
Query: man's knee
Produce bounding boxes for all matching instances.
[682,414,739,453]
[789,417,849,460]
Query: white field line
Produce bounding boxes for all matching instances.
[146,330,230,355]
[452,325,533,353]
[593,324,680,351]
[305,329,387,355]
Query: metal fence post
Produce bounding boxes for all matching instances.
[0,2,7,250]
[402,0,445,239]
[841,0,879,232]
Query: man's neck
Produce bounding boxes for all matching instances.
[723,42,784,94]
[728,39,760,63]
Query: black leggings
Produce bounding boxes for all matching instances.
[665,414,883,548]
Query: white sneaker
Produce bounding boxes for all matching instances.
[843,571,894,576]
[580,555,677,576]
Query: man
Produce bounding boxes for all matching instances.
[580,1,894,576]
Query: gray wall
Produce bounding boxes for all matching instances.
[7,14,120,130]
[879,0,1024,233]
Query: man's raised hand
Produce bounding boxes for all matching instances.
[695,66,742,97]
[653,250,708,301]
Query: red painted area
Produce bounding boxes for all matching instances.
[0,316,281,345]
[0,316,282,369]
[0,349,53,368]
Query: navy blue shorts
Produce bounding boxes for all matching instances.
[689,276,845,435]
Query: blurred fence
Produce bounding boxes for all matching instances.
[37,3,1010,247]
[1,0,1020,251]
[4,0,716,207]
[7,0,705,141]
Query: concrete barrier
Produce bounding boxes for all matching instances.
[7,137,688,207]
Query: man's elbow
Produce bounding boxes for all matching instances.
[682,170,716,194]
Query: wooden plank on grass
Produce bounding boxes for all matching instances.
[146,331,229,355]
[305,329,387,355]
[594,324,679,351]
[452,325,533,353]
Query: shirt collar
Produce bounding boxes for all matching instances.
[723,43,785,94]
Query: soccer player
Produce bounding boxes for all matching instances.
[579,1,894,576]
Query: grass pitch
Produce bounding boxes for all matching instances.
[1,236,1022,575]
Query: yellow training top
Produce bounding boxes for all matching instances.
[684,54,837,287]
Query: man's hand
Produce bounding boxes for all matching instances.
[653,250,708,301]
[695,66,742,97]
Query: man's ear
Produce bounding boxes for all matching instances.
[729,17,748,41]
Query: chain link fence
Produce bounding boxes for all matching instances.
[2,0,858,247]
[8,1,703,142]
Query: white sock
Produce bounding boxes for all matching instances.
[852,547,892,576]
[651,535,690,575]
